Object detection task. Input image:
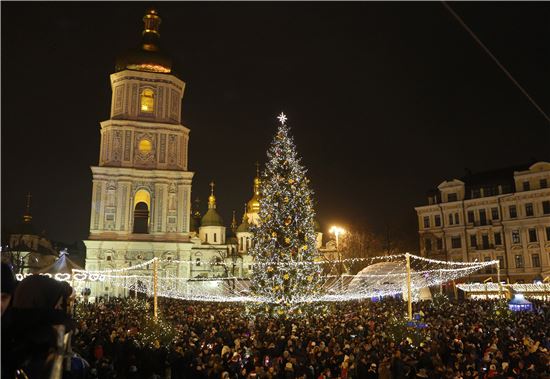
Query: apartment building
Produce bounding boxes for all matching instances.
[415,162,550,283]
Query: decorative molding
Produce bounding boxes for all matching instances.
[93,182,102,229]
[159,134,166,163]
[123,131,131,161]
[112,76,184,91]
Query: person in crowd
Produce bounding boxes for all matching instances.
[60,296,550,379]
[3,275,75,379]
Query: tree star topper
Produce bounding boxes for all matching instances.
[277,112,287,125]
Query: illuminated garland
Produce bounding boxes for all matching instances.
[247,113,323,315]
[15,254,507,305]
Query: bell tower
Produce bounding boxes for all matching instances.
[84,10,194,295]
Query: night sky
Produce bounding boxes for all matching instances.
[2,2,550,251]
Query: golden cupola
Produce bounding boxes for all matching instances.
[201,182,224,227]
[246,164,262,214]
[115,9,173,74]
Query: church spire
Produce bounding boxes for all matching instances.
[231,210,237,233]
[193,197,201,218]
[143,8,161,37]
[23,192,32,223]
[208,181,217,209]
[242,203,248,222]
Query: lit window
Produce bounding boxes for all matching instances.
[138,139,152,154]
[141,88,154,112]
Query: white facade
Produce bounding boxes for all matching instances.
[415,162,550,283]
[84,11,240,297]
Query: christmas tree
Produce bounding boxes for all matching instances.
[249,113,322,316]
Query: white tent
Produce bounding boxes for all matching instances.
[347,261,432,301]
[38,249,83,275]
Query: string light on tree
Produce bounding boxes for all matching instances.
[249,112,323,315]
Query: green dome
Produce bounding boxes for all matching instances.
[236,218,250,233]
[201,208,224,227]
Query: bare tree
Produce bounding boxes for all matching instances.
[338,229,384,274]
[209,247,243,289]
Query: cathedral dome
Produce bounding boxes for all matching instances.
[201,182,224,227]
[246,195,260,214]
[201,208,224,227]
[115,9,173,74]
[236,217,250,233]
[246,168,262,214]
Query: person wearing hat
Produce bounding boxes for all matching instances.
[2,275,75,379]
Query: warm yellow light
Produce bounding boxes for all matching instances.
[138,139,152,153]
[141,88,154,112]
[134,189,151,209]
[329,226,345,237]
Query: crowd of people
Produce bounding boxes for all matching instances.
[2,263,549,379]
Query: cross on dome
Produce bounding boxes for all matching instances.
[277,112,287,125]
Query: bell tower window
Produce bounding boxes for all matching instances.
[141,89,154,113]
[138,139,152,154]
[133,189,151,234]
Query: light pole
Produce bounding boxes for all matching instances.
[330,226,346,290]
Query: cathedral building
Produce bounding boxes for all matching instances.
[84,10,323,297]
[3,194,58,274]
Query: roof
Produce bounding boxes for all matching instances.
[236,218,250,233]
[201,208,224,227]
[115,9,173,74]
[38,251,83,275]
[509,294,532,305]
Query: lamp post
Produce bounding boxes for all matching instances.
[330,226,346,291]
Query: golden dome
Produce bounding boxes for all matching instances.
[247,165,261,214]
[247,196,260,213]
[208,181,217,209]
[115,9,172,74]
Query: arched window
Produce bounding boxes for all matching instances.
[214,233,217,243]
[133,189,151,234]
[141,88,154,112]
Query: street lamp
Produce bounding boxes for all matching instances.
[329,226,345,251]
[330,226,346,290]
